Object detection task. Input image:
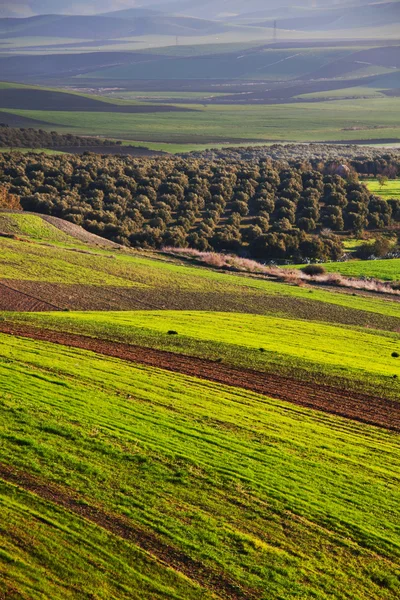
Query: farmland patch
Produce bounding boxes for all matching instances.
[0,333,399,599]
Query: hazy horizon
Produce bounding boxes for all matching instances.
[0,0,378,18]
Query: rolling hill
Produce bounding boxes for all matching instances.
[1,206,400,598]
[1,2,400,597]
[0,13,231,40]
[2,41,399,87]
[236,1,400,30]
[0,1,146,18]
[145,0,400,23]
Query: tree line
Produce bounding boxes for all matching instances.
[1,151,399,262]
[184,145,400,179]
[0,126,122,149]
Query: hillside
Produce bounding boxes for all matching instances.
[240,1,400,31]
[0,76,399,153]
[0,1,140,17]
[1,331,399,599]
[1,5,400,597]
[1,207,400,598]
[1,209,400,388]
[0,0,368,19]
[0,13,231,40]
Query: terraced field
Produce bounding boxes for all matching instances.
[1,211,400,598]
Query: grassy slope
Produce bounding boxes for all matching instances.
[4,98,400,144]
[1,211,400,316]
[0,213,77,244]
[0,478,204,600]
[0,333,399,599]
[3,226,400,319]
[1,212,400,596]
[322,258,400,282]
[2,212,400,397]
[9,310,400,397]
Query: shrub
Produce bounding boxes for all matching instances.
[167,330,178,336]
[391,352,399,358]
[0,186,21,210]
[301,264,326,276]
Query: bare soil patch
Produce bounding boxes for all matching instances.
[1,324,399,432]
[0,282,60,312]
[39,214,122,248]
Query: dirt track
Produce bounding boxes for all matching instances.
[0,462,255,600]
[1,323,399,432]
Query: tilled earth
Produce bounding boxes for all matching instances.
[0,282,59,311]
[1,323,399,432]
[2,279,400,334]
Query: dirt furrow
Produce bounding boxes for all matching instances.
[0,282,61,312]
[0,324,399,432]
[0,462,256,600]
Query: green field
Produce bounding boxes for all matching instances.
[297,86,386,100]
[3,97,400,146]
[2,211,400,399]
[0,474,204,600]
[323,258,400,281]
[1,212,400,597]
[3,217,400,326]
[1,4,400,593]
[0,76,399,150]
[0,333,399,599]
[9,309,400,396]
[0,213,76,244]
[366,179,400,199]
[0,147,64,154]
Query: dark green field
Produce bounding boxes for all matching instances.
[1,91,399,150]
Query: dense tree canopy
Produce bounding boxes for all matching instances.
[184,144,400,178]
[0,126,122,149]
[0,151,398,262]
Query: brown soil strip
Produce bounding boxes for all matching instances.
[0,462,255,600]
[0,282,61,312]
[1,324,399,432]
